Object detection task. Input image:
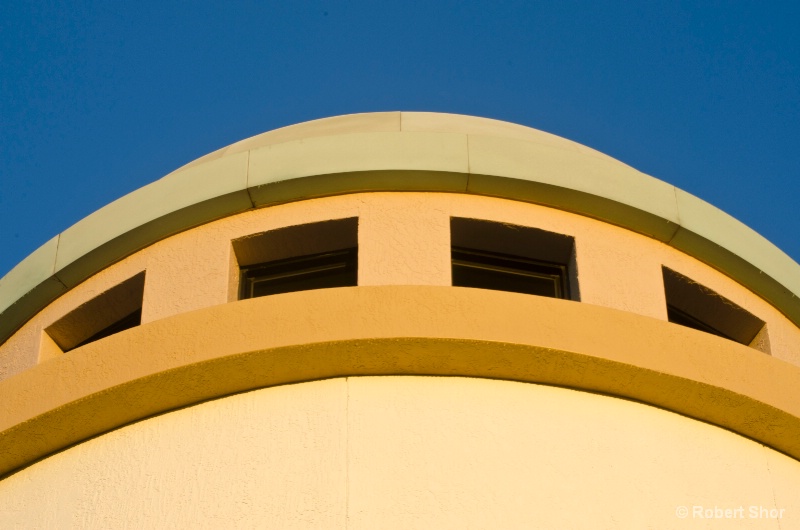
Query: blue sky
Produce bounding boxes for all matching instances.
[2,1,798,277]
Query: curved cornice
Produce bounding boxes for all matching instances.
[1,112,799,344]
[1,286,799,477]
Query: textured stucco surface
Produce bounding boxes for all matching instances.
[2,113,799,343]
[2,113,798,530]
[3,192,797,381]
[2,283,800,476]
[0,376,797,529]
[0,378,348,529]
[1,192,799,482]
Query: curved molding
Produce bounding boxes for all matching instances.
[1,112,799,344]
[1,286,799,477]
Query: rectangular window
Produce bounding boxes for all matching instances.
[232,218,358,300]
[240,248,357,299]
[452,247,568,298]
[44,271,145,353]
[450,218,577,300]
[662,267,769,353]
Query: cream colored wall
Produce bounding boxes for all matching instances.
[0,376,797,529]
[4,113,799,349]
[2,192,799,380]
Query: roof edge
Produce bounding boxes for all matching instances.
[1,113,798,344]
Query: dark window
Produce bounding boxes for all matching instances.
[662,267,769,352]
[73,309,142,349]
[452,247,568,298]
[232,218,359,300]
[45,272,145,352]
[451,217,577,300]
[240,248,357,299]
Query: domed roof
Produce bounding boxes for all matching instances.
[1,112,799,342]
[179,112,626,171]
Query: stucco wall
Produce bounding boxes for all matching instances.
[2,192,798,379]
[2,114,797,529]
[0,376,796,529]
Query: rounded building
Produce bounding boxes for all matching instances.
[1,112,799,528]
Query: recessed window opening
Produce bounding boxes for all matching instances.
[451,218,578,300]
[233,218,358,300]
[452,247,567,298]
[44,272,145,353]
[241,248,357,298]
[662,267,769,353]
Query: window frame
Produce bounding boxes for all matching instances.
[452,246,570,299]
[239,247,358,300]
[450,217,578,301]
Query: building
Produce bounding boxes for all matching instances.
[0,112,798,528]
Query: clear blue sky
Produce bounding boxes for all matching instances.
[2,1,798,277]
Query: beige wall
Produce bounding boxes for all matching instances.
[0,376,797,529]
[2,116,797,529]
[2,192,798,379]
[4,113,799,353]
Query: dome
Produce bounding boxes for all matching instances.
[2,113,798,343]
[1,113,800,527]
